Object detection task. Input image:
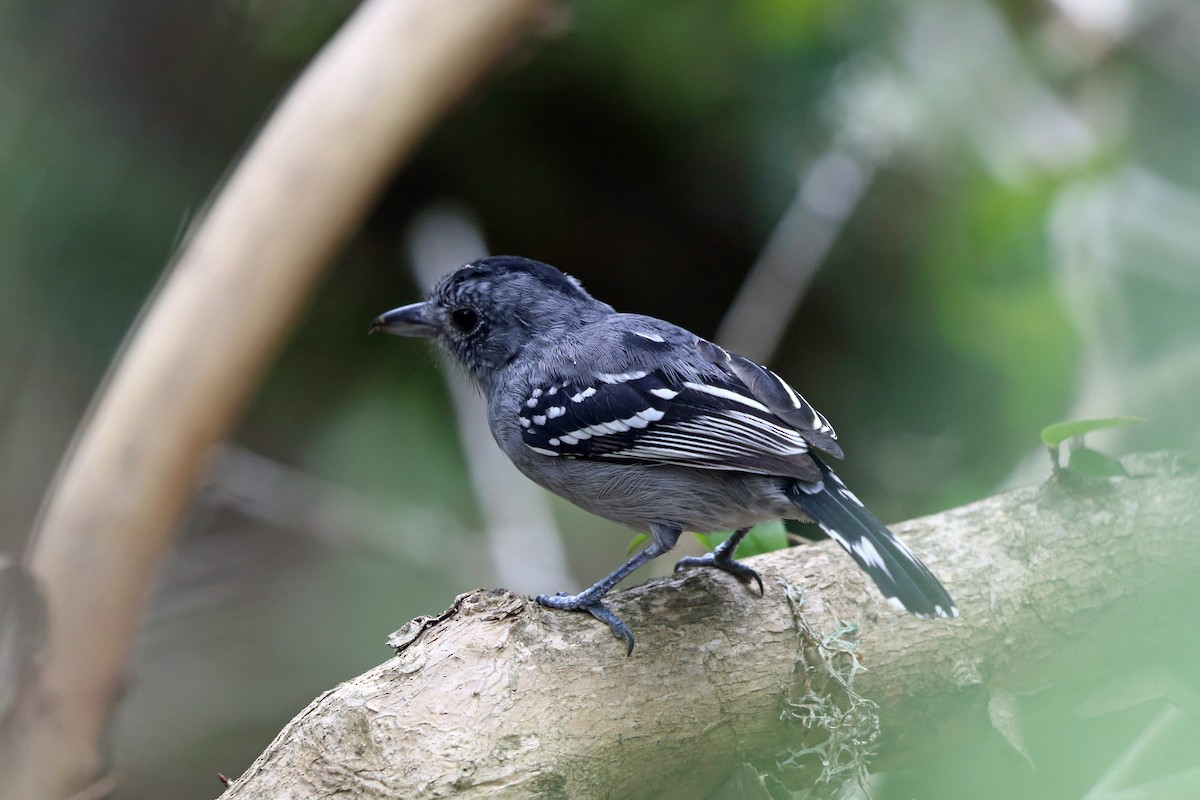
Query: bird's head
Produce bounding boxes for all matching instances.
[371,256,613,390]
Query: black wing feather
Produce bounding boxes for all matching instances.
[697,340,842,458]
[519,368,823,481]
[518,338,849,483]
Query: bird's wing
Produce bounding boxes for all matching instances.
[517,338,841,481]
[694,339,842,458]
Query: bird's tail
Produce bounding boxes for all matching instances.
[786,459,958,619]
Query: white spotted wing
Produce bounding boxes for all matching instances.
[517,340,843,482]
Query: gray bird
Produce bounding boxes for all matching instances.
[371,256,957,653]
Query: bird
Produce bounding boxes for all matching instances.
[371,256,957,654]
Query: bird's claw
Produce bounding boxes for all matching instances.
[674,553,765,597]
[535,592,635,656]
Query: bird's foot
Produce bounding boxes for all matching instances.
[536,591,635,656]
[674,552,765,596]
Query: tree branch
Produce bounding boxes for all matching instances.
[219,451,1200,799]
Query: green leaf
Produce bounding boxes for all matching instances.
[625,533,648,555]
[1067,446,1128,477]
[736,521,788,558]
[1040,416,1145,448]
[688,524,790,558]
[988,691,1034,767]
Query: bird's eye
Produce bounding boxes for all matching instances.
[450,307,479,333]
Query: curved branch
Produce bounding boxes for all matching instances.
[5,2,552,797]
[221,452,1200,799]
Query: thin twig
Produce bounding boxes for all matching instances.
[715,149,872,363]
[404,205,575,593]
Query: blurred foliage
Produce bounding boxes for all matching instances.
[3,0,1200,797]
[1041,414,1143,474]
[697,521,789,560]
[633,522,790,561]
[1041,415,1145,448]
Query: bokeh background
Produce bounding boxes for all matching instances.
[3,0,1199,797]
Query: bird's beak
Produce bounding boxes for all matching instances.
[369,301,439,338]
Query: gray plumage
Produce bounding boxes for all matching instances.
[372,256,957,653]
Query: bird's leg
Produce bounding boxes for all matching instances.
[673,527,764,596]
[536,523,681,655]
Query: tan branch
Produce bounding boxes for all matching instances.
[5,2,552,798]
[219,452,1200,799]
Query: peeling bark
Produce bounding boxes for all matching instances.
[220,452,1200,799]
